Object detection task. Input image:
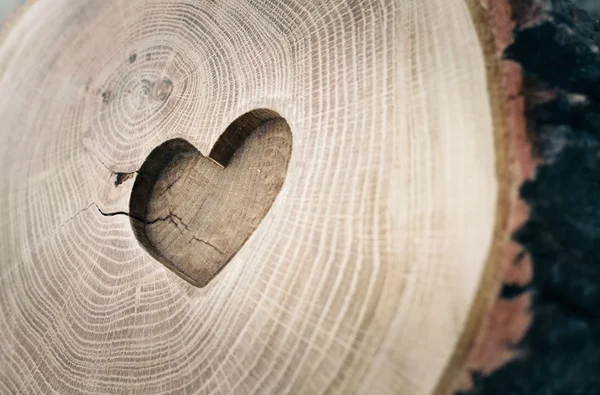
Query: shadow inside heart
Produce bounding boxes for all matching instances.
[129,109,292,287]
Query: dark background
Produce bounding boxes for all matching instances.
[459,1,600,394]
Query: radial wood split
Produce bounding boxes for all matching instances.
[0,0,513,394]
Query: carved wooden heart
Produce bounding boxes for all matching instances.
[129,110,292,287]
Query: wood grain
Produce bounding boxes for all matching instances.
[129,114,292,287]
[0,0,508,393]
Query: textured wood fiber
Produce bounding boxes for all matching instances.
[129,115,292,287]
[0,0,508,394]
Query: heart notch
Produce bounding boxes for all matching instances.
[129,109,292,287]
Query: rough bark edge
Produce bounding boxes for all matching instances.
[434,0,528,393]
[452,1,600,394]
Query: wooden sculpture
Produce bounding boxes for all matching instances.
[0,0,551,393]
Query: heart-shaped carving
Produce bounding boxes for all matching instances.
[129,109,292,287]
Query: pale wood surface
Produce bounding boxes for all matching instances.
[0,0,504,393]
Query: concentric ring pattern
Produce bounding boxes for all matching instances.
[0,0,498,394]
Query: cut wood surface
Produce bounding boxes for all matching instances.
[0,0,510,394]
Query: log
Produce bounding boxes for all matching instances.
[0,0,519,394]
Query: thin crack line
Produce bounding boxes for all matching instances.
[190,236,224,254]
[60,203,96,227]
[154,173,184,199]
[92,155,135,175]
[96,206,147,223]
[149,211,224,255]
[91,155,145,186]
[62,203,225,255]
